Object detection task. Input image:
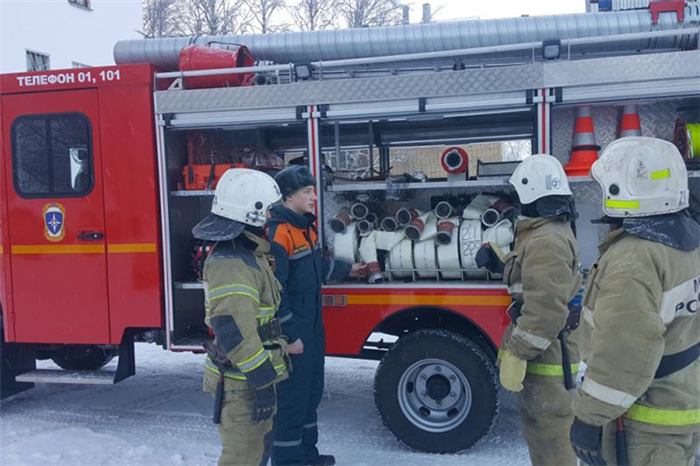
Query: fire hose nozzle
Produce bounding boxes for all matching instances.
[435,201,453,219]
[481,208,502,228]
[435,220,456,245]
[396,208,420,226]
[330,207,352,234]
[351,203,369,220]
[357,219,374,234]
[367,262,384,284]
[381,216,398,232]
[405,215,428,241]
[441,147,469,175]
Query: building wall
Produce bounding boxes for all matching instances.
[390,143,505,180]
[0,0,142,73]
[322,142,508,180]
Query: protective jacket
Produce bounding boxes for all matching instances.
[266,205,352,343]
[202,230,289,393]
[573,221,700,433]
[500,216,582,383]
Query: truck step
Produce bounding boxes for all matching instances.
[16,369,119,385]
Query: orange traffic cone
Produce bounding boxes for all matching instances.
[564,106,600,177]
[618,104,642,138]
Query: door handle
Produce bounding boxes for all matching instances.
[78,231,104,241]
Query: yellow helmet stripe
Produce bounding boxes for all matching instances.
[651,169,671,180]
[605,199,640,209]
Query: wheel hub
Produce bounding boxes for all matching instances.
[426,375,450,401]
[398,358,472,433]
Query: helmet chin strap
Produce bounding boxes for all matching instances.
[521,196,577,221]
[243,224,266,238]
[591,216,622,225]
[520,202,539,218]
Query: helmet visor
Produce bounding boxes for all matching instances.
[192,213,245,241]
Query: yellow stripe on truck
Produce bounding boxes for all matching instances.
[11,243,158,255]
[346,295,510,306]
[12,244,105,254]
[107,243,157,253]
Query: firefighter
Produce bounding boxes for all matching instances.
[479,154,582,466]
[267,165,366,466]
[570,137,700,466]
[192,168,290,466]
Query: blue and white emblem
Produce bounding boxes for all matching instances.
[43,203,66,242]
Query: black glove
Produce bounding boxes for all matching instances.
[475,242,505,274]
[570,417,606,466]
[252,385,276,423]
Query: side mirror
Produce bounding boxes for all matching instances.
[70,148,88,191]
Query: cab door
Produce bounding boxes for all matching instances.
[2,90,109,344]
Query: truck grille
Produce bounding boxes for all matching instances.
[322,295,347,307]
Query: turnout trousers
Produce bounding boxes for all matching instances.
[272,331,325,466]
[214,388,274,466]
[516,380,577,466]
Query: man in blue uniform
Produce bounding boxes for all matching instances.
[267,165,365,466]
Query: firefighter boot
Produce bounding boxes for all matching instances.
[306,454,336,466]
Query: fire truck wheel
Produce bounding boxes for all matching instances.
[51,345,115,371]
[374,329,498,453]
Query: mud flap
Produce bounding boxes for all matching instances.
[1,329,36,400]
[114,329,136,383]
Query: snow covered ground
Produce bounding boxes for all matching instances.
[1,343,529,466]
[5,343,697,466]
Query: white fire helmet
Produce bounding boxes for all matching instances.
[509,154,572,205]
[192,169,282,241]
[212,168,282,226]
[591,137,689,218]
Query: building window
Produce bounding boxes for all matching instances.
[26,50,50,72]
[68,0,91,9]
[11,114,94,198]
[72,62,91,68]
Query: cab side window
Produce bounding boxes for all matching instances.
[11,113,93,198]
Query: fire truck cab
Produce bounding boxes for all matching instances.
[0,65,162,393]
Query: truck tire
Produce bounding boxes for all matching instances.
[374,329,498,453]
[51,345,114,370]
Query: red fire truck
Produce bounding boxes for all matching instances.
[1,3,699,453]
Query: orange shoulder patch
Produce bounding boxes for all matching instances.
[268,225,294,256]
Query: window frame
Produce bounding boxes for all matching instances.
[11,112,95,199]
[26,49,50,72]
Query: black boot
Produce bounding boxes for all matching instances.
[306,454,336,466]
